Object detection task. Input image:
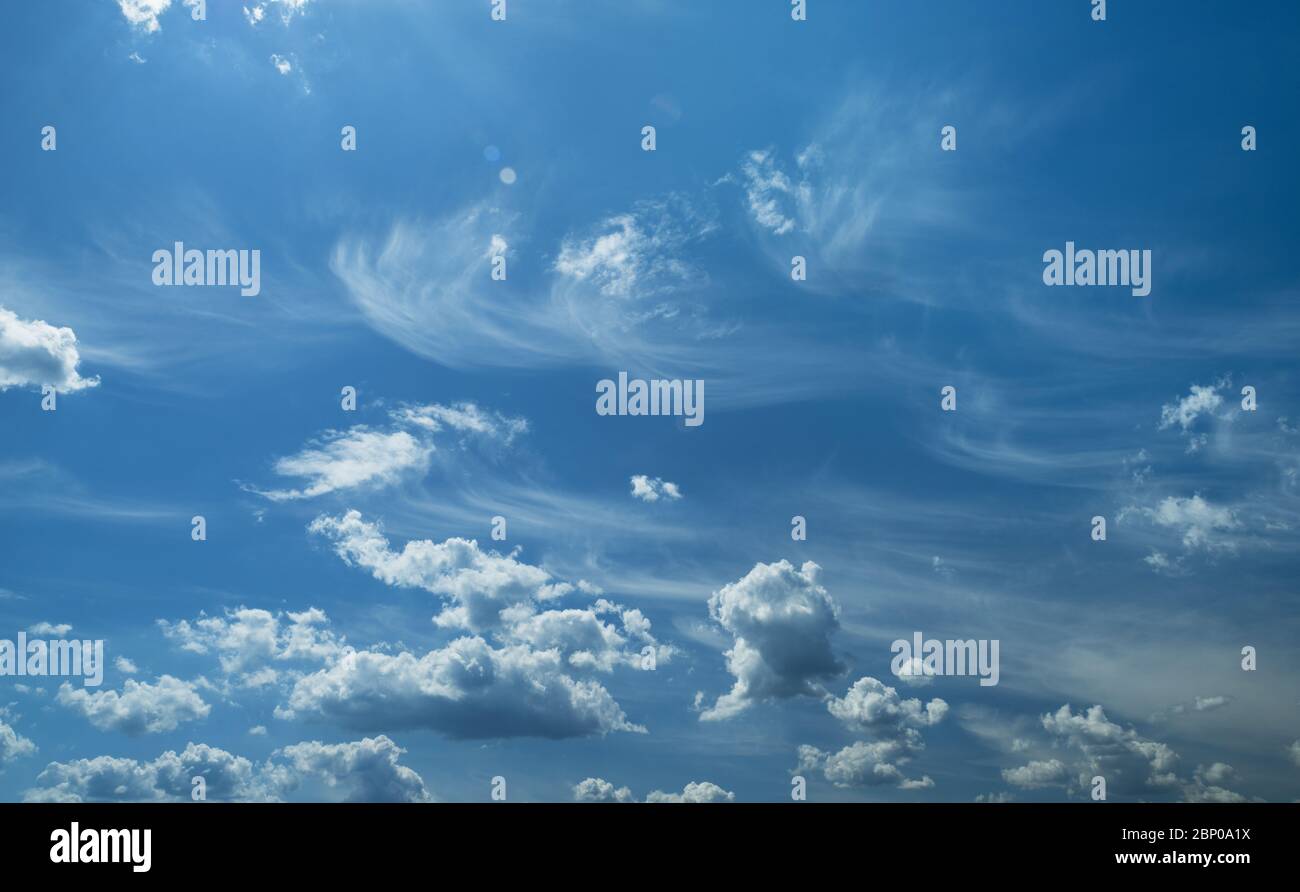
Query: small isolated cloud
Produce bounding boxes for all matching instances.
[1144,495,1238,551]
[56,675,209,735]
[249,428,432,502]
[699,560,842,720]
[1159,381,1226,432]
[27,622,72,637]
[270,54,292,76]
[115,656,139,674]
[629,475,681,503]
[0,307,99,394]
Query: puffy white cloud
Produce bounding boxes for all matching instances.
[158,607,344,684]
[629,475,682,502]
[250,428,432,502]
[699,560,842,720]
[796,676,948,791]
[270,54,292,75]
[1159,382,1225,432]
[645,781,735,803]
[23,735,428,803]
[270,736,431,802]
[572,777,634,802]
[1040,704,1179,791]
[56,676,209,735]
[0,307,99,394]
[0,719,36,763]
[115,0,171,33]
[1002,759,1068,789]
[310,510,557,632]
[1124,494,1239,553]
[27,621,72,636]
[285,636,644,740]
[115,656,139,674]
[826,677,948,735]
[797,741,933,790]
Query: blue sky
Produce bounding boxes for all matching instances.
[0,0,1298,803]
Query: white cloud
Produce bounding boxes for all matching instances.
[1159,382,1225,432]
[0,719,37,762]
[796,676,948,790]
[285,636,645,739]
[573,777,634,802]
[737,149,802,236]
[23,734,429,803]
[115,656,139,674]
[699,560,842,720]
[159,606,344,685]
[1132,494,1239,552]
[0,307,99,393]
[309,511,558,632]
[629,475,682,502]
[27,621,72,636]
[116,0,171,33]
[645,781,735,803]
[56,675,209,735]
[249,428,432,502]
[1002,759,1068,789]
[270,736,431,802]
[393,402,528,444]
[270,54,293,76]
[553,199,710,298]
[826,676,948,734]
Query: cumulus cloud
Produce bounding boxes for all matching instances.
[56,675,209,735]
[308,510,558,632]
[1160,381,1226,432]
[1002,759,1068,789]
[1123,494,1239,555]
[269,736,431,802]
[572,777,635,802]
[645,781,735,803]
[115,0,172,33]
[270,54,292,75]
[158,606,344,686]
[284,636,644,739]
[0,719,37,763]
[27,621,72,636]
[699,560,842,720]
[0,307,99,394]
[629,475,681,502]
[796,676,948,790]
[23,734,428,803]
